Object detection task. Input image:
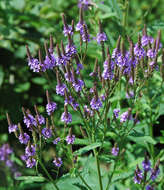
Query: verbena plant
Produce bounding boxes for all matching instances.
[1,1,164,190]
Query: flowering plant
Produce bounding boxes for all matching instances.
[1,1,164,190]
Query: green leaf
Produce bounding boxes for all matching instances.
[32,77,47,85]
[14,82,30,93]
[74,142,102,155]
[0,66,4,87]
[74,138,89,145]
[128,132,156,145]
[16,176,46,183]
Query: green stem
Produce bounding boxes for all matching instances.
[38,159,60,190]
[78,171,93,190]
[122,0,129,37]
[94,150,103,190]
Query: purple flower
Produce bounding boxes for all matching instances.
[134,44,146,59]
[37,115,45,125]
[65,44,77,57]
[64,96,79,110]
[84,105,94,117]
[126,91,134,99]
[56,84,67,96]
[6,159,13,167]
[66,135,75,144]
[134,166,143,184]
[20,154,28,162]
[90,97,102,110]
[26,157,36,168]
[25,145,36,157]
[53,137,61,145]
[8,124,18,134]
[56,56,67,66]
[113,109,120,118]
[78,0,90,10]
[19,133,30,144]
[0,144,12,161]
[24,114,37,128]
[147,49,156,59]
[141,35,154,47]
[61,111,72,124]
[76,63,83,75]
[146,185,154,190]
[120,111,129,123]
[102,68,114,80]
[53,157,62,167]
[142,159,151,171]
[76,22,90,42]
[100,94,106,101]
[150,168,160,181]
[46,102,57,115]
[111,146,119,156]
[14,171,22,178]
[63,25,73,36]
[96,32,107,44]
[28,58,40,72]
[42,128,52,139]
[43,54,56,71]
[72,79,84,92]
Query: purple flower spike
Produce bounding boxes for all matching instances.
[26,157,36,168]
[46,102,57,115]
[53,137,61,145]
[120,111,129,123]
[24,114,37,128]
[78,0,90,10]
[134,44,146,59]
[147,49,156,59]
[61,111,72,124]
[113,109,120,118]
[65,44,77,57]
[43,54,56,70]
[142,159,151,171]
[66,135,75,144]
[37,115,45,125]
[63,25,73,36]
[134,166,143,184]
[28,58,41,72]
[96,32,107,44]
[90,97,102,110]
[111,146,119,156]
[53,157,62,167]
[25,145,36,157]
[0,144,12,161]
[42,128,52,139]
[72,79,84,92]
[151,168,160,181]
[56,84,67,96]
[8,124,18,134]
[19,133,30,144]
[146,185,154,190]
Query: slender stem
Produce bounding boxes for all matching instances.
[94,150,103,190]
[38,159,60,190]
[78,171,93,190]
[101,41,105,62]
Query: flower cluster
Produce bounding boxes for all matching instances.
[0,144,21,177]
[134,157,160,189]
